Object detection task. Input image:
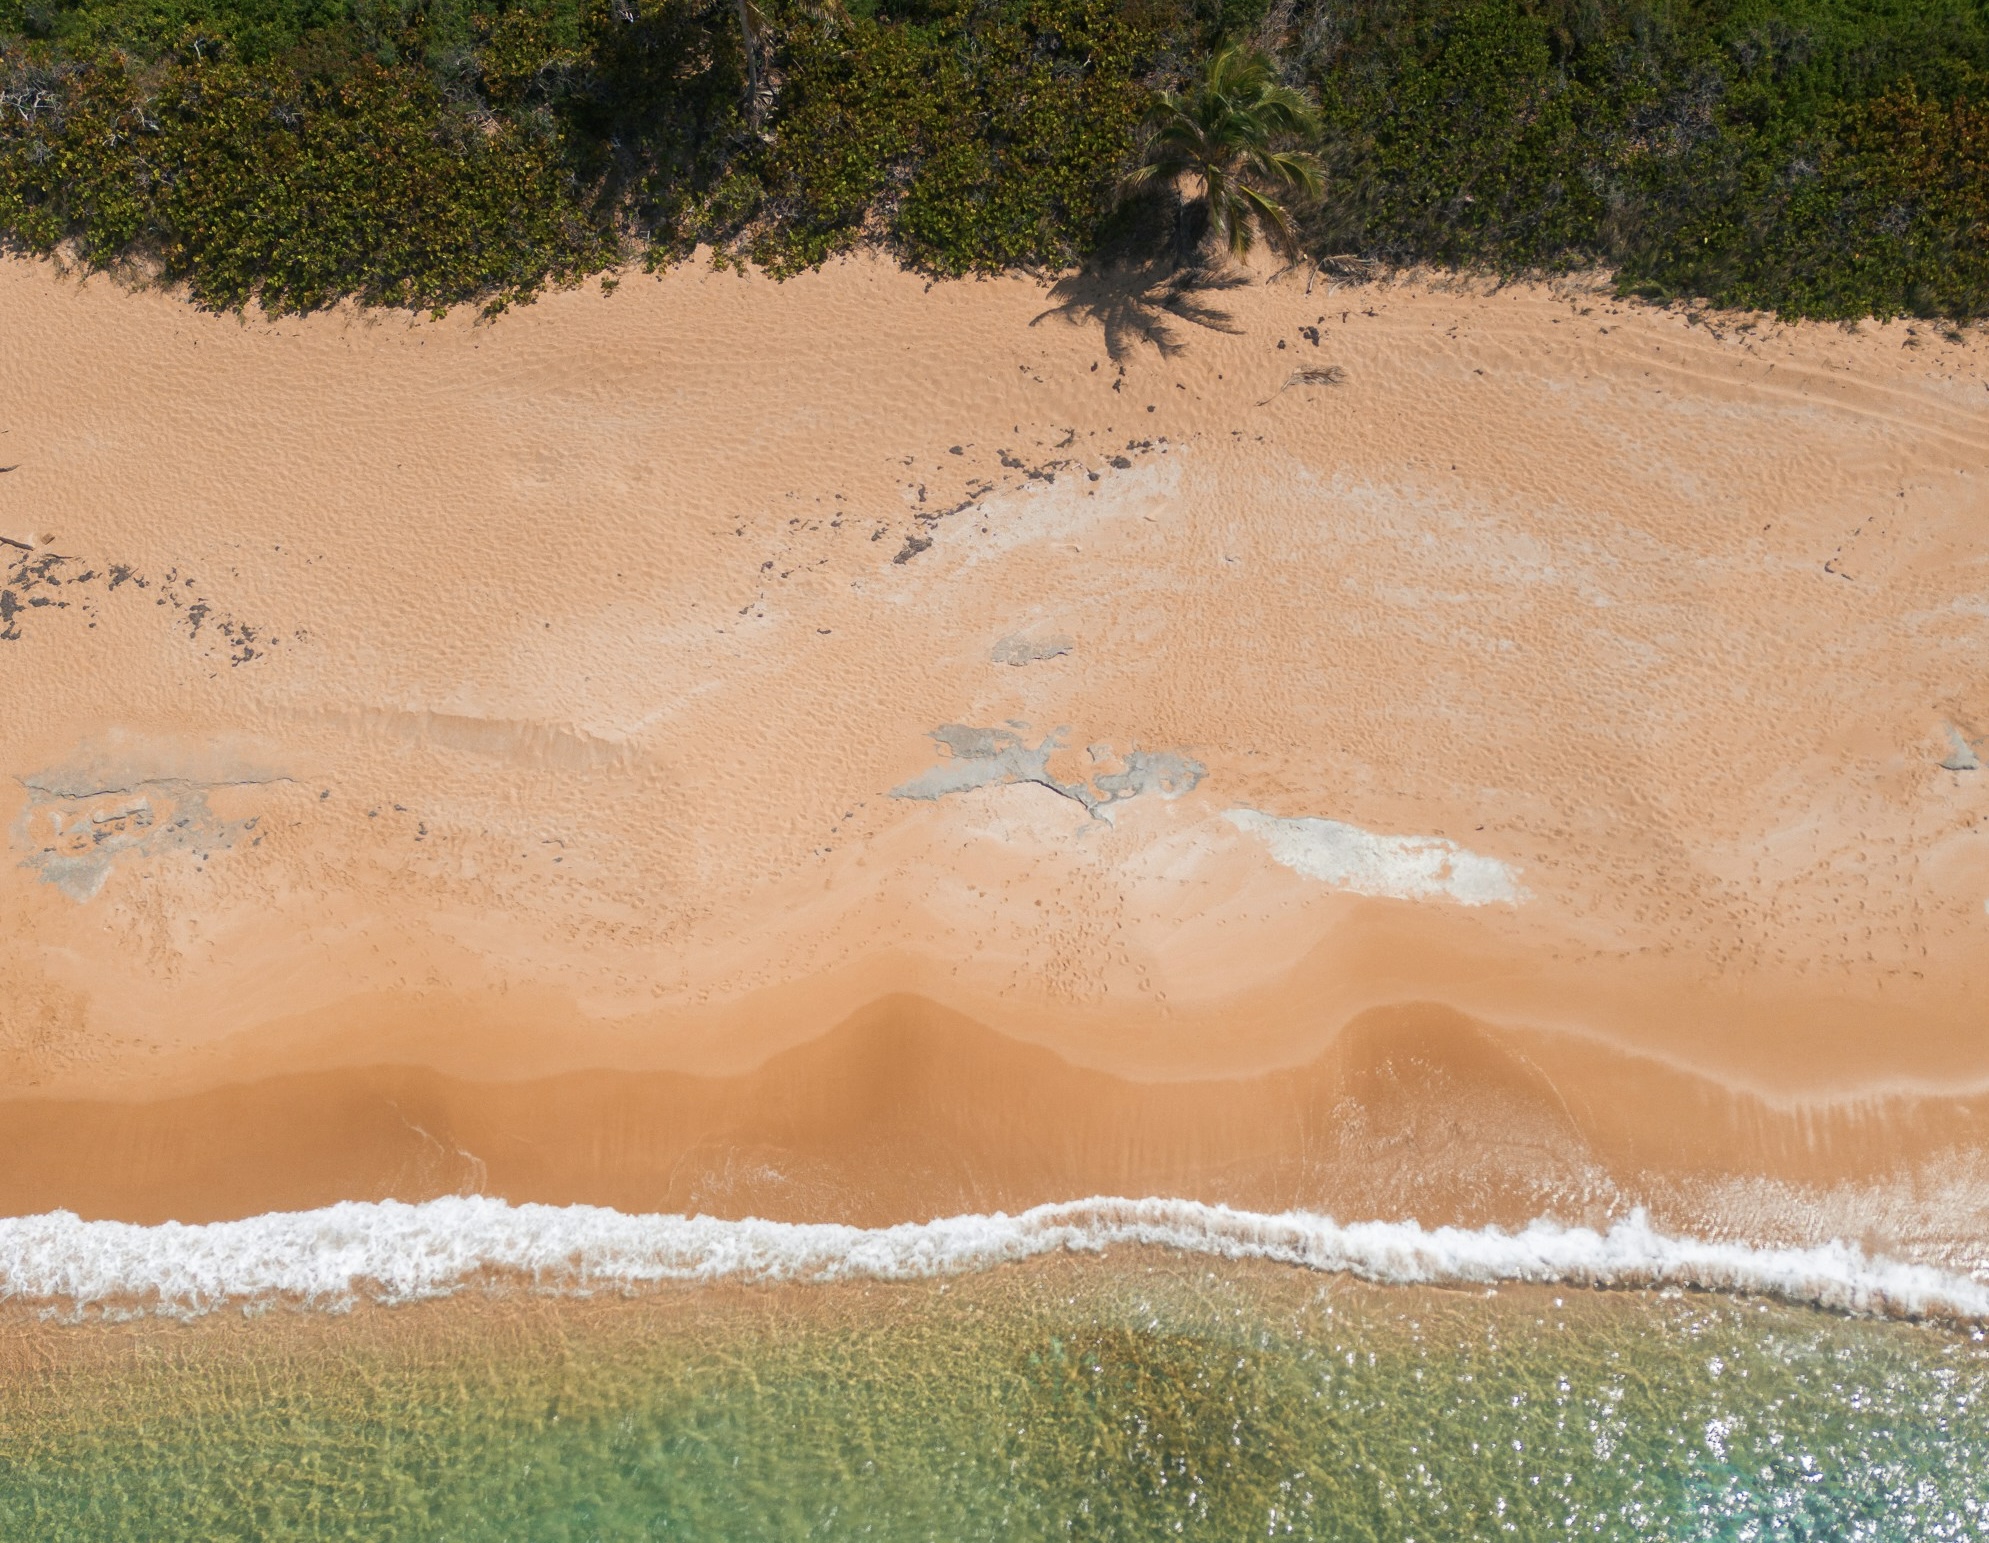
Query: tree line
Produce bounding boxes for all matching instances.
[1,0,1984,318]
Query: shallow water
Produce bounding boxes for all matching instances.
[4,1249,1987,1541]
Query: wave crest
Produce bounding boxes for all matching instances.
[3,1197,1985,1322]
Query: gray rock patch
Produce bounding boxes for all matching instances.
[13,774,277,901]
[891,724,1203,817]
[1940,724,1981,773]
[989,633,1075,667]
[1094,750,1203,801]
[892,726,1057,803]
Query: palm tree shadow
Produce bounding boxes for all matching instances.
[1030,260,1250,362]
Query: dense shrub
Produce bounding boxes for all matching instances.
[753,0,1157,273]
[1,0,1985,317]
[0,46,617,311]
[1626,85,1989,317]
[1300,0,1989,317]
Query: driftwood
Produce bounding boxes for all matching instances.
[1258,365,1347,403]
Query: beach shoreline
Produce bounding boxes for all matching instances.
[3,252,1986,1258]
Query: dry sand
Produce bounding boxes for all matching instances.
[3,253,1987,1262]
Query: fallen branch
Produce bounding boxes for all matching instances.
[1258,365,1347,403]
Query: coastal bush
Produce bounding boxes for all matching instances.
[0,47,618,312]
[1,0,1984,317]
[1298,0,1989,317]
[750,0,1160,275]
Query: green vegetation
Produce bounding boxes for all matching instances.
[1300,0,1989,319]
[1,0,1984,317]
[1127,40,1324,262]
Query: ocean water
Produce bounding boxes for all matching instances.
[3,1204,1988,1541]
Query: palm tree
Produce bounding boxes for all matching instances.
[734,0,768,128]
[1126,44,1325,268]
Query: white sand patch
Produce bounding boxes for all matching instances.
[1225,809,1526,905]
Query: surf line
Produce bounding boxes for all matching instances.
[2,1196,1984,1323]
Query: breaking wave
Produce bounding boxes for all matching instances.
[3,1196,1985,1322]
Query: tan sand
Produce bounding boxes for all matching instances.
[2,254,1987,1259]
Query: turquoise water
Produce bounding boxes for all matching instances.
[3,1251,1986,1541]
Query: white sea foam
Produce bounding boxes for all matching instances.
[2,1197,1984,1323]
[1224,809,1526,904]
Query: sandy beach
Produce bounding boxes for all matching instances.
[3,252,1986,1262]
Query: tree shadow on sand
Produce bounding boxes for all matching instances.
[1030,259,1251,361]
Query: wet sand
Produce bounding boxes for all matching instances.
[5,999,1989,1261]
[2,253,1987,1258]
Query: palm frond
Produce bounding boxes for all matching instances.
[1234,181,1297,256]
[1246,147,1325,201]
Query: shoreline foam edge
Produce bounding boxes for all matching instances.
[3,1196,1984,1324]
